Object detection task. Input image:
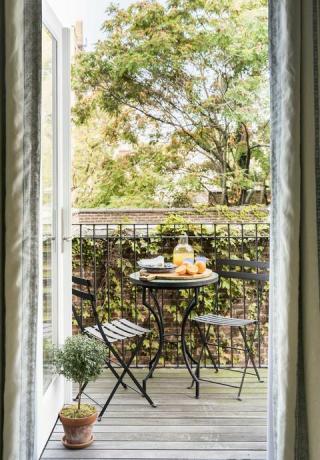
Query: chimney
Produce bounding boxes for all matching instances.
[74,20,84,52]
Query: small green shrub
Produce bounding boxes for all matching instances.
[53,335,106,415]
[60,403,96,419]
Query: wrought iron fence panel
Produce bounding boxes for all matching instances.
[72,221,269,368]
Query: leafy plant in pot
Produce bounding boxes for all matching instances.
[53,334,106,449]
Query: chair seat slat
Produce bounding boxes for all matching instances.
[112,320,146,336]
[85,326,116,343]
[119,318,149,333]
[103,322,136,338]
[99,325,128,341]
[193,314,257,327]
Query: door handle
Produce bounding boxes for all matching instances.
[63,236,73,242]
[42,235,56,242]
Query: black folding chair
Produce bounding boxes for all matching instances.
[191,259,269,400]
[72,276,156,420]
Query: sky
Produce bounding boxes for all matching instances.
[47,0,135,49]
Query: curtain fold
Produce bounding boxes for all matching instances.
[0,0,6,458]
[3,0,41,459]
[2,0,320,458]
[269,0,320,458]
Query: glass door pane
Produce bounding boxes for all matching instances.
[41,25,57,393]
[37,4,71,454]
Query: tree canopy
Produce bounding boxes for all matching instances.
[72,0,269,207]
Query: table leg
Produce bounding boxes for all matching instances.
[142,288,164,391]
[181,288,201,395]
[183,297,199,367]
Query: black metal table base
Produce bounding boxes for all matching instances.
[142,287,200,391]
[129,272,219,391]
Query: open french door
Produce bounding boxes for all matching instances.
[36,2,72,456]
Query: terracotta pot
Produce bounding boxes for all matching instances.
[59,410,97,449]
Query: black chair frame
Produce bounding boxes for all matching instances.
[191,258,269,400]
[72,276,156,420]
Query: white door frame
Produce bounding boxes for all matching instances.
[36,2,71,456]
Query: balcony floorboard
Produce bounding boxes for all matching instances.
[41,368,268,460]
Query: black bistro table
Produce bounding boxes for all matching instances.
[129,271,219,390]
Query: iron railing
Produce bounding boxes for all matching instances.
[72,221,269,368]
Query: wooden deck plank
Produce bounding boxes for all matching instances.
[49,432,266,442]
[41,368,267,460]
[41,450,267,459]
[54,418,267,427]
[45,440,267,449]
[52,425,267,434]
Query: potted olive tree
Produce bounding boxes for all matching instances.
[53,334,106,449]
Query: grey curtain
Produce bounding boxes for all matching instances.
[0,0,6,458]
[2,0,42,459]
[269,0,320,459]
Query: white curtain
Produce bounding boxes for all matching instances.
[3,0,41,459]
[2,0,320,458]
[269,0,320,458]
[0,0,5,457]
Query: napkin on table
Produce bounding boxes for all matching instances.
[138,256,165,268]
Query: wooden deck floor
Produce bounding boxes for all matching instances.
[41,368,268,460]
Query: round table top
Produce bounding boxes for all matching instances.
[129,271,219,290]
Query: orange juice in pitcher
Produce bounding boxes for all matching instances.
[173,234,194,266]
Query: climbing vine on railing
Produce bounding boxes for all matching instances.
[72,215,269,368]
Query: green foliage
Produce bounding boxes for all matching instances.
[202,204,269,221]
[72,216,269,367]
[60,403,96,419]
[72,116,177,208]
[54,335,106,384]
[72,0,269,207]
[54,335,106,410]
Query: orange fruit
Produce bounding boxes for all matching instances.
[195,260,206,274]
[175,265,187,275]
[186,264,199,275]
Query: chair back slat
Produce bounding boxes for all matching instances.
[72,277,95,330]
[216,258,269,283]
[216,258,269,270]
[72,276,112,345]
[72,275,91,287]
[218,271,269,283]
[72,287,95,302]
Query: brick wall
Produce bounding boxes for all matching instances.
[72,206,269,225]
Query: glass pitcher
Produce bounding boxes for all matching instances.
[173,234,194,266]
